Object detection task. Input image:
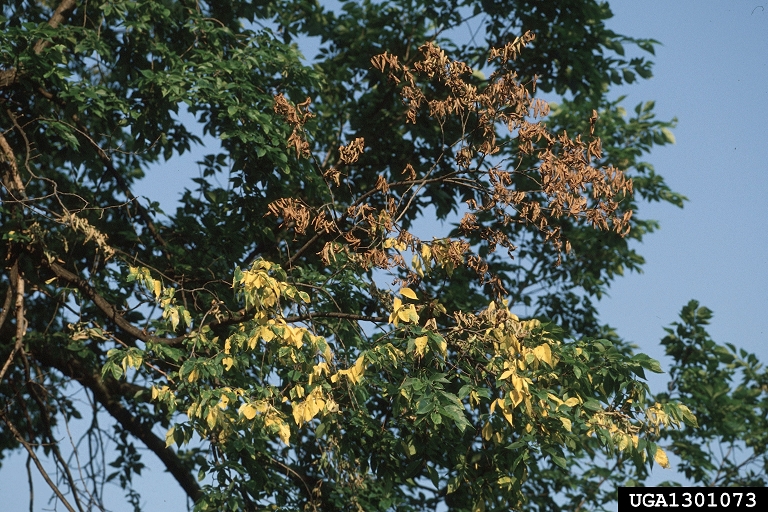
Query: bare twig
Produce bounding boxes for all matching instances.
[285,311,387,324]
[0,410,78,512]
[29,344,203,502]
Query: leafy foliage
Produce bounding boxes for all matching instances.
[654,301,768,488]
[0,1,762,511]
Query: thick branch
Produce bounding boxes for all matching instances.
[0,0,169,254]
[0,282,12,335]
[0,132,28,201]
[0,0,78,89]
[29,343,203,502]
[33,0,79,55]
[0,261,25,382]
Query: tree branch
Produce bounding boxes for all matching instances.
[67,119,171,254]
[0,0,170,256]
[29,342,204,502]
[0,0,78,89]
[0,132,28,201]
[0,260,25,382]
[38,253,185,346]
[33,0,78,55]
[0,281,12,336]
[0,410,78,512]
[285,311,387,323]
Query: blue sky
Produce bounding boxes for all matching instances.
[3,1,767,510]
[595,0,768,372]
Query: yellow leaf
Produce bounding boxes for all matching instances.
[284,325,305,348]
[222,356,234,371]
[397,304,419,324]
[239,403,258,420]
[499,369,515,381]
[563,397,580,407]
[400,287,418,300]
[654,446,670,469]
[547,393,564,406]
[492,398,514,427]
[560,417,572,432]
[414,336,428,356]
[277,420,291,445]
[153,280,162,300]
[532,344,553,367]
[510,374,528,394]
[437,337,447,355]
[617,433,629,451]
[292,387,327,426]
[333,363,363,385]
[313,362,329,376]
[289,402,304,427]
[412,254,424,277]
[168,308,179,331]
[501,405,514,427]
[187,368,199,383]
[260,325,275,342]
[420,244,431,261]
[206,407,217,429]
[508,389,524,408]
[482,422,493,441]
[389,297,403,325]
[165,426,176,448]
[383,237,406,250]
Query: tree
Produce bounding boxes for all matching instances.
[653,301,768,489]
[2,1,756,511]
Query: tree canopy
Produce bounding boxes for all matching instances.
[1,1,765,511]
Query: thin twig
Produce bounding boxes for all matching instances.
[0,411,78,512]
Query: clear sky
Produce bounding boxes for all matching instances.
[595,0,768,377]
[3,1,767,510]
